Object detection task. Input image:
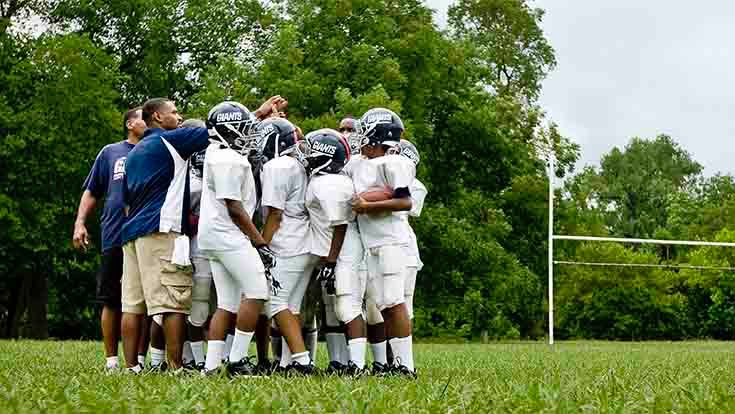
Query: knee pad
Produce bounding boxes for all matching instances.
[405,294,414,320]
[379,272,405,311]
[365,298,384,325]
[188,300,210,327]
[335,294,360,324]
[152,314,163,326]
[191,276,212,302]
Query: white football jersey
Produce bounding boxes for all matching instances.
[261,155,310,257]
[305,173,356,257]
[352,154,416,249]
[399,179,427,268]
[198,144,257,252]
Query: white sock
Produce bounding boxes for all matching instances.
[371,341,387,365]
[204,340,225,371]
[279,339,293,368]
[137,354,146,366]
[224,334,235,357]
[105,356,118,369]
[305,329,318,362]
[293,351,311,366]
[389,336,414,371]
[190,341,205,365]
[228,329,254,363]
[182,341,194,364]
[348,337,367,368]
[150,347,166,367]
[325,333,344,363]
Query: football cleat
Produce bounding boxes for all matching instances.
[226,356,261,377]
[145,361,168,374]
[182,360,205,372]
[392,364,417,379]
[254,359,276,376]
[370,361,391,376]
[286,361,318,376]
[325,360,347,376]
[343,361,367,377]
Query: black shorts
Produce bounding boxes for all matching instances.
[95,247,123,308]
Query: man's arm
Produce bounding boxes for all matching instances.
[225,199,268,246]
[352,193,412,215]
[73,190,98,251]
[326,224,347,263]
[261,207,283,244]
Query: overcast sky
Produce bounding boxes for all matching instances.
[427,0,735,176]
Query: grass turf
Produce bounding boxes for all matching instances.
[1,341,735,413]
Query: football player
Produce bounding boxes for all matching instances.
[351,108,417,377]
[258,117,319,375]
[179,119,212,371]
[303,129,370,375]
[199,102,276,376]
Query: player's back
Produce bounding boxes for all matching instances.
[305,173,355,257]
[198,144,257,252]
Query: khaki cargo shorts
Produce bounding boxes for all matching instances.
[121,232,193,316]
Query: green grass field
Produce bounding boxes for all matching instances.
[2,341,735,413]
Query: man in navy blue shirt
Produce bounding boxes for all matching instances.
[73,107,146,371]
[120,96,287,372]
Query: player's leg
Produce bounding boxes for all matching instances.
[322,290,347,373]
[254,313,271,372]
[376,245,414,376]
[186,254,212,369]
[404,265,418,324]
[220,246,269,376]
[203,256,238,373]
[148,315,166,369]
[301,278,321,363]
[268,255,314,373]
[365,253,389,374]
[120,241,146,372]
[335,258,368,375]
[97,247,123,370]
[136,316,150,366]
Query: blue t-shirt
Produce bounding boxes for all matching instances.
[83,140,136,252]
[122,127,210,244]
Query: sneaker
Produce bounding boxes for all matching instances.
[325,361,346,376]
[146,361,168,373]
[286,361,317,376]
[201,365,227,377]
[343,361,366,377]
[371,361,391,376]
[226,357,260,377]
[392,364,417,379]
[183,360,205,372]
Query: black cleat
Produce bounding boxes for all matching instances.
[254,360,276,376]
[343,361,367,377]
[182,361,205,372]
[146,361,168,374]
[325,361,346,376]
[392,364,417,379]
[286,361,318,376]
[226,357,261,377]
[371,361,391,376]
[201,365,227,377]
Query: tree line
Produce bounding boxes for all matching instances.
[1,0,732,341]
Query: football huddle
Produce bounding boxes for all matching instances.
[73,96,426,379]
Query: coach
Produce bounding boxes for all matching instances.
[73,107,146,371]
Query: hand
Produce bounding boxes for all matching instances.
[72,222,90,251]
[255,96,288,119]
[352,196,369,214]
[256,244,276,270]
[317,262,337,295]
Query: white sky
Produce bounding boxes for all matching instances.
[427,0,735,176]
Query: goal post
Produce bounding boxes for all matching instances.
[546,153,735,345]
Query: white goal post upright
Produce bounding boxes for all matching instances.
[547,150,555,345]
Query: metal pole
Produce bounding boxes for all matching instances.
[548,151,554,345]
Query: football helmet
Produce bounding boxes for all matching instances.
[356,108,404,148]
[303,128,350,176]
[394,139,420,166]
[257,117,301,163]
[206,101,260,155]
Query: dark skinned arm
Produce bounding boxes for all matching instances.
[325,224,348,263]
[352,196,412,215]
[226,199,268,246]
[261,207,283,244]
[72,190,98,251]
